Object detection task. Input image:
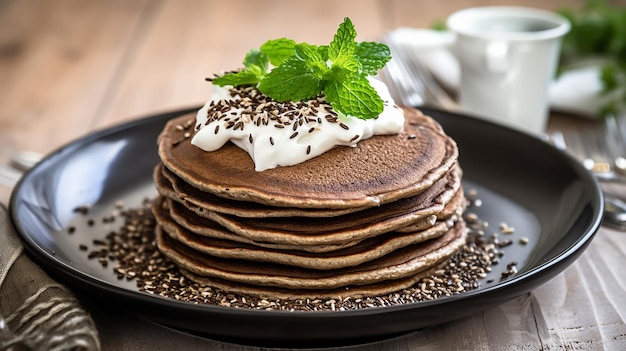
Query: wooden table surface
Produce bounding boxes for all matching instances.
[2,0,625,350]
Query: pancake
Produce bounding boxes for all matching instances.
[180,263,446,300]
[151,197,361,253]
[158,107,459,209]
[155,220,467,290]
[156,164,371,218]
[166,188,462,247]
[396,187,467,233]
[163,170,461,247]
[153,198,457,270]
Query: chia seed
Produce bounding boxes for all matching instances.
[83,192,506,311]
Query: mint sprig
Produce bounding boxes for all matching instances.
[212,17,391,119]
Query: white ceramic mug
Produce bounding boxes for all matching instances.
[447,6,570,136]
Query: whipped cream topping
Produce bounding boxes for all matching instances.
[191,78,405,171]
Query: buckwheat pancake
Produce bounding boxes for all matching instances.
[153,198,459,270]
[158,198,360,253]
[179,264,446,300]
[159,166,461,242]
[154,198,362,253]
[155,220,467,290]
[155,164,370,218]
[164,187,464,248]
[396,187,466,233]
[157,160,460,220]
[157,107,459,209]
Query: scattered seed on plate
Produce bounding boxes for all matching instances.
[81,190,505,311]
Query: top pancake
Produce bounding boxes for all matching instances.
[158,107,459,209]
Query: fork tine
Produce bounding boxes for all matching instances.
[379,39,427,107]
[559,126,595,171]
[608,114,626,176]
[551,130,567,150]
[583,122,613,174]
[380,33,457,110]
[379,56,425,107]
[554,118,625,181]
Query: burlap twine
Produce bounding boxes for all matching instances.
[0,204,100,350]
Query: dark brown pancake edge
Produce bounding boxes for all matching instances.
[154,221,467,290]
[153,196,456,270]
[179,262,447,300]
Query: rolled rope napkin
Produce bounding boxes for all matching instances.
[0,204,100,350]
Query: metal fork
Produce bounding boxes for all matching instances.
[551,114,626,230]
[551,115,626,182]
[379,33,457,110]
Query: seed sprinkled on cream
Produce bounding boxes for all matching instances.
[191,77,404,171]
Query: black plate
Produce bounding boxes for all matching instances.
[10,106,603,348]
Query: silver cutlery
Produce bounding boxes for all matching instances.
[551,115,626,230]
[379,33,457,110]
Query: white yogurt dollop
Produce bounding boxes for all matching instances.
[191,77,405,171]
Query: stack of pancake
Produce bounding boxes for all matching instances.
[152,107,467,299]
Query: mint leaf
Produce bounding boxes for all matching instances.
[294,43,329,78]
[328,17,357,69]
[212,69,263,87]
[258,57,323,101]
[243,49,269,72]
[211,17,392,119]
[318,45,329,61]
[260,38,297,66]
[212,49,269,87]
[356,42,391,75]
[324,72,383,119]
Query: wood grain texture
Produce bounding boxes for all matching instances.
[1,0,625,349]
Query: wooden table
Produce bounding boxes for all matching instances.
[2,1,625,349]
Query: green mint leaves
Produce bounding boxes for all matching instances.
[211,17,391,119]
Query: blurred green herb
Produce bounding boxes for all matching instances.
[558,0,626,117]
[431,19,447,31]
